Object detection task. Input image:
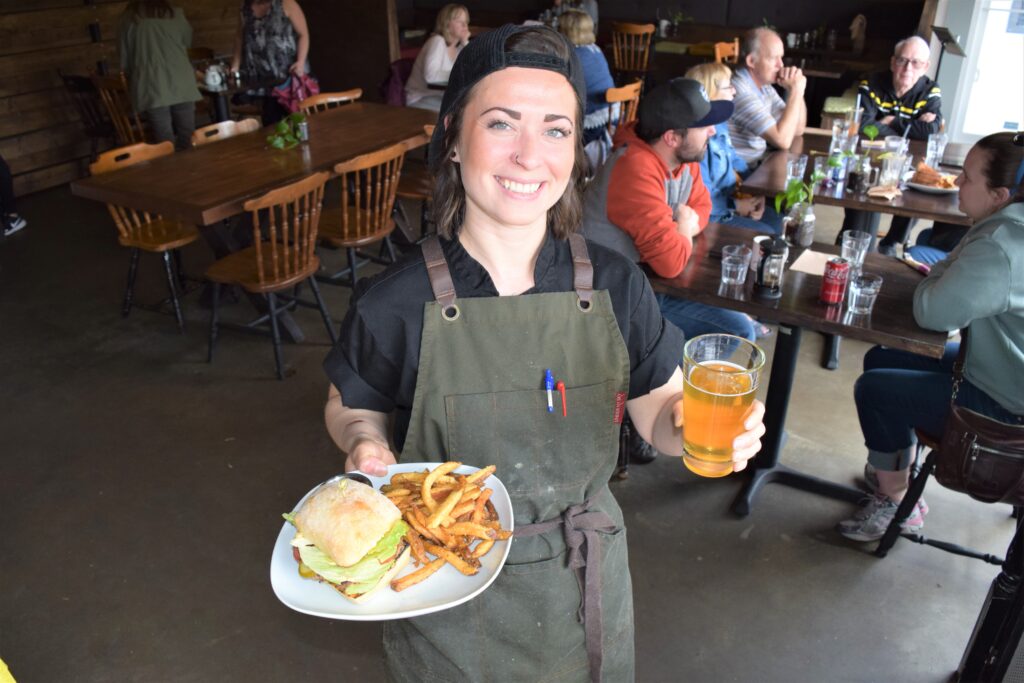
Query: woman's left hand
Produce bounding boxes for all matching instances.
[289,61,304,76]
[672,398,766,472]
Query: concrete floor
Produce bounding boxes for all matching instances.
[1,187,1017,682]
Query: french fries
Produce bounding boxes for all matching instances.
[388,461,510,592]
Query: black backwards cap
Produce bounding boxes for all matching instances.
[428,23,587,167]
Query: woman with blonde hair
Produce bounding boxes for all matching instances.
[558,9,615,170]
[405,4,471,111]
[685,61,780,233]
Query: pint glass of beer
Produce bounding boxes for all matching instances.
[682,334,765,477]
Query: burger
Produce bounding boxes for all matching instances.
[283,478,411,603]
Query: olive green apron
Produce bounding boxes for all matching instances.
[384,235,634,683]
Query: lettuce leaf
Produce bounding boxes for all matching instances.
[297,520,408,586]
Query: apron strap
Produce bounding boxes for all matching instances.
[421,236,459,314]
[568,233,595,308]
[423,233,595,311]
[513,491,618,683]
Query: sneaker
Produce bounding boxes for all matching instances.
[863,464,929,515]
[836,494,926,542]
[2,214,26,237]
[876,241,899,258]
[628,430,659,464]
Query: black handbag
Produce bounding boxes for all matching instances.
[934,329,1024,506]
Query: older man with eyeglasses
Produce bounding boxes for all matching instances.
[841,35,946,256]
[860,35,942,139]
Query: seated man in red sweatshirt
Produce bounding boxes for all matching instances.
[583,77,756,342]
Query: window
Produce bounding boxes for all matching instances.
[948,0,1024,142]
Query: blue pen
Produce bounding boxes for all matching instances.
[544,369,555,412]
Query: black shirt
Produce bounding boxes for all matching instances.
[323,231,686,452]
[859,71,942,140]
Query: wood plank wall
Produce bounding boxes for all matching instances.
[0,0,236,197]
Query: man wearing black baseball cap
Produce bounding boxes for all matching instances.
[583,77,756,465]
[582,77,756,339]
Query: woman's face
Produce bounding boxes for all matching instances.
[447,11,470,42]
[956,147,1011,221]
[713,77,736,102]
[452,67,577,235]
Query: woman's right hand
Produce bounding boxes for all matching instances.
[229,59,241,73]
[345,437,397,477]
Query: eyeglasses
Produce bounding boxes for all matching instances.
[715,82,736,92]
[893,57,927,69]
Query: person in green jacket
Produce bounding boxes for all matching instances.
[837,131,1024,542]
[118,0,201,150]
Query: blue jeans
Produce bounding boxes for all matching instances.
[655,293,756,343]
[714,204,784,236]
[854,344,1023,471]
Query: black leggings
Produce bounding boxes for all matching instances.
[0,154,15,216]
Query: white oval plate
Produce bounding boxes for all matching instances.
[906,181,958,195]
[270,463,513,621]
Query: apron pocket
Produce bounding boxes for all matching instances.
[444,380,622,496]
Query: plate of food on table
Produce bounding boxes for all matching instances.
[906,162,959,194]
[270,461,513,620]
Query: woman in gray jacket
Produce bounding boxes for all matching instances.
[837,131,1024,541]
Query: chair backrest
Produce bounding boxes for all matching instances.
[242,172,330,287]
[331,141,407,243]
[191,118,261,146]
[91,72,146,145]
[299,89,363,115]
[714,38,740,64]
[60,72,114,141]
[610,22,655,73]
[90,142,175,242]
[605,79,642,135]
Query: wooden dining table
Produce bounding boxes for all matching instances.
[71,102,437,340]
[71,102,437,226]
[740,133,970,226]
[649,222,948,516]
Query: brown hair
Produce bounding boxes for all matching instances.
[127,0,174,20]
[685,62,732,100]
[558,9,595,46]
[430,27,586,240]
[974,132,1024,203]
[435,4,469,46]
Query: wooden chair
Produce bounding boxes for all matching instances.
[92,72,146,146]
[394,124,437,243]
[609,22,655,85]
[191,118,261,147]
[90,142,199,330]
[298,89,363,115]
[205,172,336,379]
[604,79,642,137]
[318,141,407,288]
[714,38,740,64]
[874,428,1017,565]
[60,72,116,160]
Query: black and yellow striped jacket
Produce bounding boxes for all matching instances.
[858,71,942,141]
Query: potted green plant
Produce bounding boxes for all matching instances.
[775,171,824,247]
[266,112,308,150]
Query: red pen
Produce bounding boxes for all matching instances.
[556,380,567,417]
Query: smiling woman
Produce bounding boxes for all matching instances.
[321,23,766,683]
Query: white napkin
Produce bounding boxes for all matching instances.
[789,249,835,275]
